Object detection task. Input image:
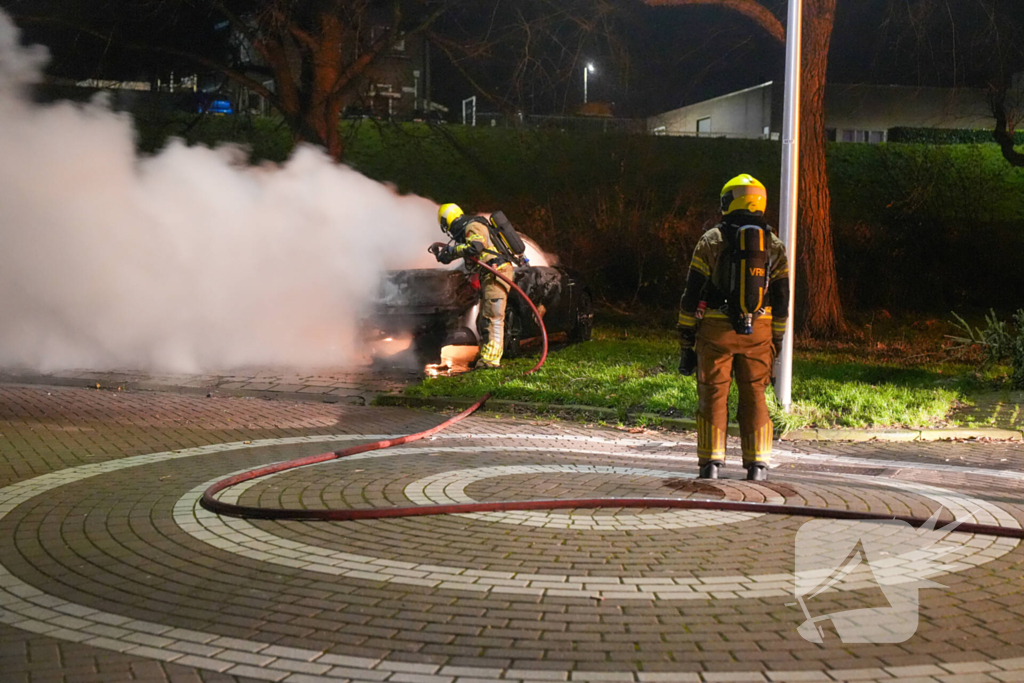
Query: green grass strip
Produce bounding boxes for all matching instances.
[405,328,968,429]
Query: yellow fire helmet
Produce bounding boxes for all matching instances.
[437,203,464,234]
[720,174,768,217]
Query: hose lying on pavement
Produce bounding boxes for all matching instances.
[201,259,1023,540]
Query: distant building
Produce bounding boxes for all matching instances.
[36,75,201,115]
[649,83,782,141]
[648,81,999,143]
[229,16,441,120]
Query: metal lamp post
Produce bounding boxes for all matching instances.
[584,62,596,104]
[774,0,803,411]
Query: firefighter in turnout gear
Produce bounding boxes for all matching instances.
[431,203,515,370]
[677,175,790,481]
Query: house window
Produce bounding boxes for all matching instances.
[697,117,712,135]
[841,129,886,144]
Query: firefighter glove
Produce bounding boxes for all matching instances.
[435,246,456,265]
[679,327,696,350]
[679,348,698,376]
[772,335,785,358]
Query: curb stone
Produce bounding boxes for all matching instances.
[374,394,1024,443]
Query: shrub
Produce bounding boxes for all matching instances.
[950,310,1024,389]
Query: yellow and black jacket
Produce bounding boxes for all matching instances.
[678,219,790,347]
[452,217,515,279]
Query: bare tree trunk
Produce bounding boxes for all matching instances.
[301,108,345,160]
[993,88,1024,167]
[314,12,345,160]
[797,0,845,336]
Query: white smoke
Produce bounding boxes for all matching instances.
[522,235,557,267]
[0,12,440,373]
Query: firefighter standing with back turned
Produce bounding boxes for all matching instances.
[678,175,790,481]
[430,203,515,370]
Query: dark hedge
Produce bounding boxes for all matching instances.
[135,115,1024,314]
[888,127,1024,145]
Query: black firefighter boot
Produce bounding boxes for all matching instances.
[745,464,768,482]
[699,461,722,480]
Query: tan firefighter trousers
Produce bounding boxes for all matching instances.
[478,275,509,366]
[695,316,774,467]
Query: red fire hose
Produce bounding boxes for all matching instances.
[200,259,1023,539]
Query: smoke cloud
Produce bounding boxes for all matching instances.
[0,12,440,373]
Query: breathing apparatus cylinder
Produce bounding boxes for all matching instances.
[731,224,769,336]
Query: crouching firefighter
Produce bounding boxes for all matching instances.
[430,203,529,370]
[678,174,790,481]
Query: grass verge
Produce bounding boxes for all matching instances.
[404,323,989,431]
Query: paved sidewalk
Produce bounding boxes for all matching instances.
[1,385,1023,682]
[0,364,421,407]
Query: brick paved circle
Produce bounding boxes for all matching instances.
[172,443,1018,602]
[405,465,778,530]
[3,386,1024,682]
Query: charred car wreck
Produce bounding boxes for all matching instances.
[370,264,593,362]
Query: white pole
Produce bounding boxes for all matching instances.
[583,66,589,104]
[774,0,803,411]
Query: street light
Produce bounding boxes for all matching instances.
[774,0,803,411]
[583,62,596,104]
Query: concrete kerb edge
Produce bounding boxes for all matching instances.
[373,394,1024,443]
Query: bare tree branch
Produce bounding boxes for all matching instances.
[426,30,508,111]
[330,1,446,98]
[267,7,319,53]
[207,0,272,63]
[643,0,784,44]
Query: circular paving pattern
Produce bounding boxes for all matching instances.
[406,465,776,529]
[2,422,1024,682]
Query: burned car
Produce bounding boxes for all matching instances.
[369,264,593,362]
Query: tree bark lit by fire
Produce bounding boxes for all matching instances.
[798,0,844,338]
